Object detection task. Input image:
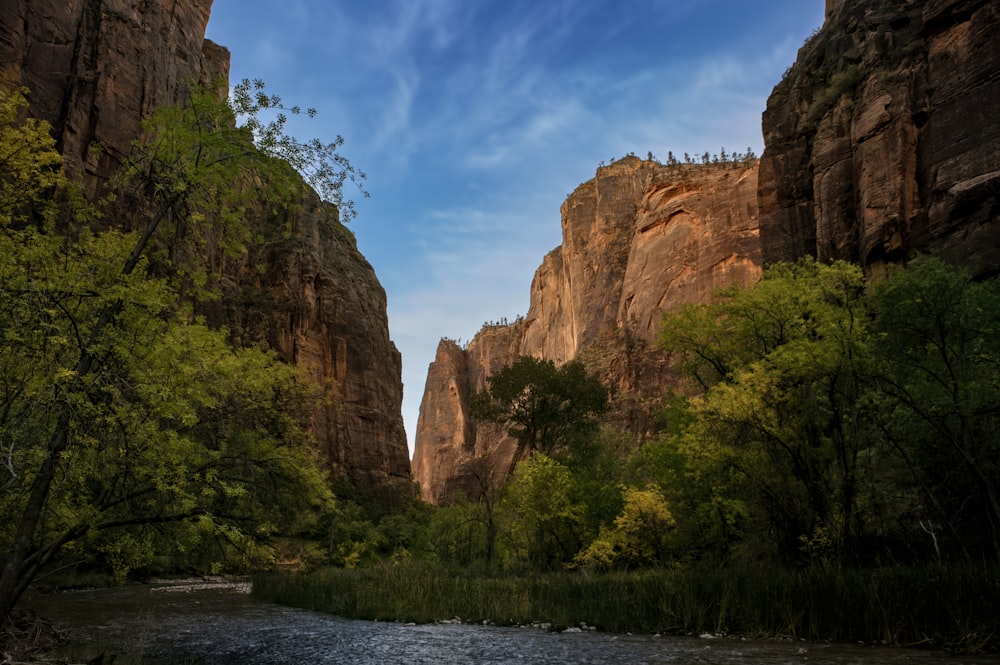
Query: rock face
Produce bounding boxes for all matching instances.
[0,0,220,192]
[412,158,761,504]
[256,199,411,489]
[0,1,412,490]
[760,0,1000,277]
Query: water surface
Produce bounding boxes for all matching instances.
[29,582,1000,664]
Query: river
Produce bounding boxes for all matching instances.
[27,580,1000,664]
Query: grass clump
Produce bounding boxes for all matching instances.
[253,561,1000,651]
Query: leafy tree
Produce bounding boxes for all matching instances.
[424,499,493,567]
[870,257,1000,559]
[0,80,356,616]
[656,257,1000,565]
[454,451,508,564]
[574,485,675,571]
[109,78,366,305]
[323,500,384,568]
[0,89,64,225]
[624,411,749,563]
[229,78,368,217]
[497,454,584,571]
[661,259,877,563]
[559,426,628,543]
[472,357,608,476]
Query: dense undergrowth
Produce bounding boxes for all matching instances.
[253,561,1000,653]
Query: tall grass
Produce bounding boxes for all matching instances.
[253,562,999,652]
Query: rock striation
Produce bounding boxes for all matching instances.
[412,158,761,504]
[760,0,1000,277]
[0,0,220,193]
[0,1,412,491]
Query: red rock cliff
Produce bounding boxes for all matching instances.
[759,0,1000,276]
[0,0,412,491]
[412,158,761,504]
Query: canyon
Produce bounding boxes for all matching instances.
[412,159,762,504]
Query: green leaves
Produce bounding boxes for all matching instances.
[870,257,1000,558]
[0,89,64,227]
[1,81,342,607]
[657,257,1000,564]
[498,454,585,570]
[472,357,609,467]
[229,78,368,219]
[574,486,676,571]
[660,260,871,561]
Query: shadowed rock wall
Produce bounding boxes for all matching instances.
[0,0,412,491]
[759,0,1000,277]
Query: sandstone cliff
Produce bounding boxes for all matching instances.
[412,158,761,504]
[760,0,1000,276]
[0,0,411,490]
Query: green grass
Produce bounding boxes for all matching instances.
[253,561,1000,652]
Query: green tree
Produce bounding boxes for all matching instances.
[472,357,608,476]
[0,80,355,616]
[870,257,1000,560]
[109,78,366,304]
[661,260,876,563]
[624,412,749,563]
[0,89,64,225]
[497,454,584,570]
[574,485,676,570]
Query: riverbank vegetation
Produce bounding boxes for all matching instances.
[254,561,999,651]
[254,256,1000,653]
[0,82,358,621]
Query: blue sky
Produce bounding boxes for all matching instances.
[205,0,826,456]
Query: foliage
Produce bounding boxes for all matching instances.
[110,78,365,305]
[423,500,494,567]
[229,78,368,217]
[497,454,585,571]
[0,89,64,226]
[0,80,356,616]
[244,256,1000,649]
[658,256,1000,565]
[869,257,1000,559]
[574,485,676,571]
[472,357,608,474]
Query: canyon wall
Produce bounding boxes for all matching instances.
[0,0,412,490]
[760,0,1000,276]
[412,158,761,504]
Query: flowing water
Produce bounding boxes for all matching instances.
[27,581,1000,664]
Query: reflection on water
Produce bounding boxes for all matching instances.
[28,582,1000,665]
